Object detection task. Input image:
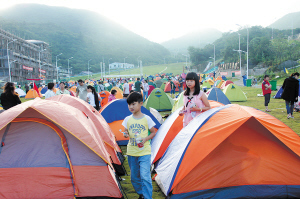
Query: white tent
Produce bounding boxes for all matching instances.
[15,88,26,97]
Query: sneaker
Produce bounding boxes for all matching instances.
[138,195,144,199]
[290,115,294,119]
[287,115,291,119]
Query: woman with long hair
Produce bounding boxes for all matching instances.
[0,82,21,110]
[87,85,101,111]
[179,72,211,127]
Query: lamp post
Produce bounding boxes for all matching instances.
[56,53,62,82]
[39,49,47,78]
[7,39,17,82]
[182,54,188,69]
[137,56,141,68]
[236,24,249,78]
[108,58,112,74]
[88,59,92,79]
[68,57,73,80]
[124,56,127,71]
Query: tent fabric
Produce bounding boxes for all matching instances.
[143,88,174,112]
[100,99,161,145]
[154,79,164,88]
[41,87,48,94]
[160,82,167,91]
[207,88,231,105]
[164,82,179,93]
[151,100,224,165]
[148,82,156,88]
[46,94,121,154]
[216,80,225,88]
[274,86,283,99]
[0,99,123,198]
[213,80,221,87]
[223,84,247,102]
[148,85,155,95]
[154,104,300,198]
[15,88,26,97]
[70,86,77,93]
[202,81,211,88]
[207,79,214,86]
[111,87,123,99]
[100,90,111,108]
[25,89,42,99]
[150,107,163,124]
[215,76,222,81]
[171,91,184,113]
[220,80,234,90]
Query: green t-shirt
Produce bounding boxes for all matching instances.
[170,81,176,90]
[135,81,142,92]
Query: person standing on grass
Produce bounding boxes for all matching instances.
[76,79,88,101]
[281,72,299,119]
[178,76,184,93]
[123,79,130,99]
[87,85,101,111]
[135,78,142,93]
[142,80,149,102]
[262,75,272,112]
[179,72,211,127]
[122,92,156,199]
[169,78,176,98]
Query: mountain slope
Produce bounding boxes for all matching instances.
[161,28,222,54]
[268,11,300,30]
[0,4,171,73]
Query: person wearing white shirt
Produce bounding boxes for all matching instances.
[87,85,101,111]
[142,80,149,102]
[56,82,70,95]
[123,79,130,98]
[45,82,56,99]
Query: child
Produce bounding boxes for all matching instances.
[108,89,117,102]
[122,92,156,199]
[262,75,272,112]
[87,85,101,111]
[179,72,211,127]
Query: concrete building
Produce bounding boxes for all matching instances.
[0,28,56,82]
[109,62,134,69]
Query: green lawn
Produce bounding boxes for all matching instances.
[70,62,186,81]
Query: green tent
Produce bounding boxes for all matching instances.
[105,85,112,91]
[202,81,211,88]
[148,82,156,88]
[155,79,164,88]
[223,84,247,102]
[160,82,167,91]
[172,91,184,113]
[144,88,174,111]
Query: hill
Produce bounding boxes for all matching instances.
[269,11,300,30]
[0,4,171,74]
[161,28,222,54]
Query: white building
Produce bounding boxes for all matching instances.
[109,62,134,69]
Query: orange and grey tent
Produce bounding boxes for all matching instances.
[164,82,179,93]
[46,94,125,175]
[100,90,110,108]
[111,87,123,99]
[0,98,123,198]
[100,99,161,145]
[154,104,300,198]
[220,80,234,89]
[25,89,42,99]
[151,100,224,164]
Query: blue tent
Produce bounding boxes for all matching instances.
[222,75,227,81]
[41,87,48,94]
[274,87,283,99]
[207,87,231,105]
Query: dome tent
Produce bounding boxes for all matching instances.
[154,104,300,198]
[144,88,174,112]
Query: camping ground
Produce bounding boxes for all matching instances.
[19,85,300,198]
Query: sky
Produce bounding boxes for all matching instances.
[1,0,300,43]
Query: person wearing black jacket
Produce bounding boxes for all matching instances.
[281,72,299,119]
[0,82,21,110]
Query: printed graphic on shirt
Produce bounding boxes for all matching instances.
[129,123,146,146]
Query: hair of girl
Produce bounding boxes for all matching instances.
[87,85,100,110]
[184,72,200,96]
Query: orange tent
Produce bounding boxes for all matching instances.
[164,81,179,93]
[215,76,222,81]
[25,89,42,99]
[151,100,224,164]
[47,95,125,176]
[70,86,77,93]
[38,87,42,92]
[154,104,300,198]
[0,98,123,198]
[110,87,123,99]
[100,91,110,108]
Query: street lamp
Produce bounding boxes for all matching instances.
[88,59,92,79]
[108,58,112,74]
[7,39,17,82]
[232,33,242,76]
[56,53,62,82]
[39,49,47,78]
[68,57,73,80]
[182,54,188,69]
[209,43,215,67]
[9,60,17,81]
[236,24,249,78]
[137,56,141,67]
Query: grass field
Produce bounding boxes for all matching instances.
[20,84,299,198]
[70,62,187,80]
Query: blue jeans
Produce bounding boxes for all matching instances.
[143,91,148,102]
[170,89,175,94]
[285,101,294,115]
[127,155,152,199]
